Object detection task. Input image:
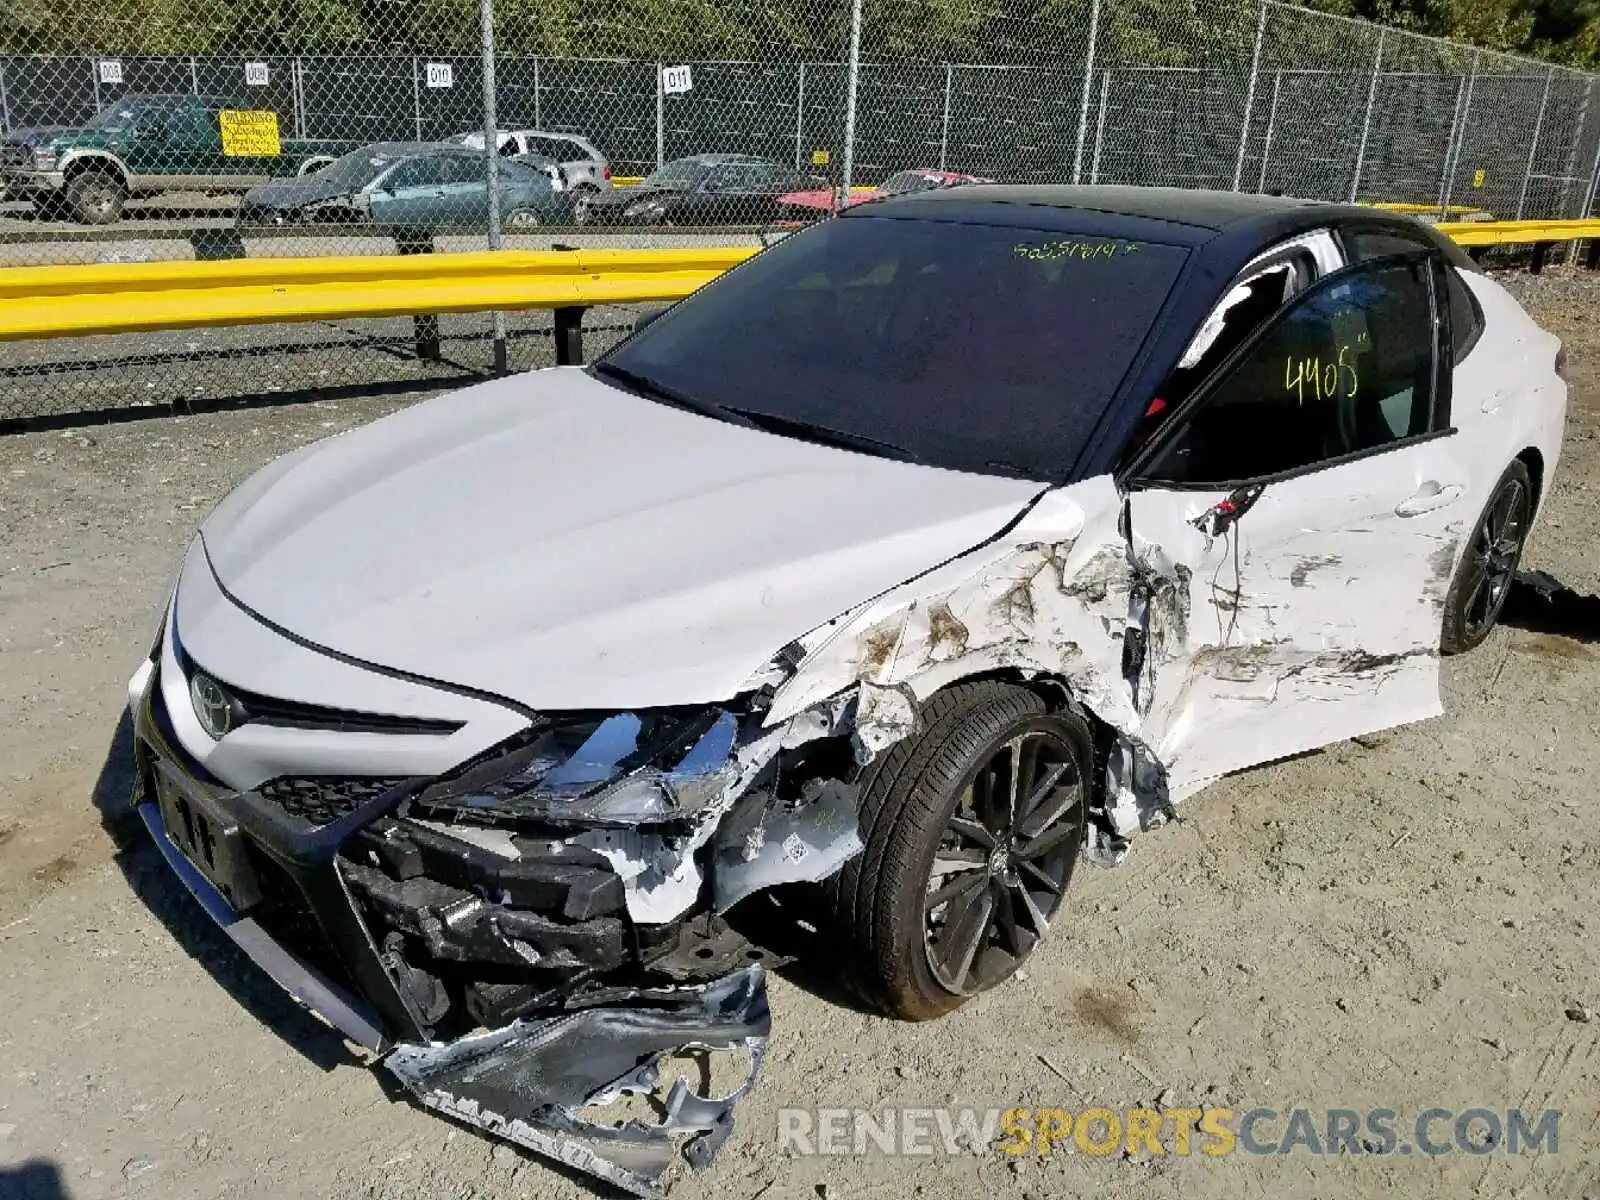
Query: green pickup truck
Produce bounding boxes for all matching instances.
[0,93,352,224]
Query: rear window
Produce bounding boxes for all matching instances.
[1445,266,1484,362]
[600,215,1189,480]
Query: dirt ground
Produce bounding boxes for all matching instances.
[1,270,1598,1200]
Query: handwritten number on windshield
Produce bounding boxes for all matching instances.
[1014,239,1142,261]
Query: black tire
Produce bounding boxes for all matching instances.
[66,169,125,225]
[503,206,542,232]
[1441,459,1534,655]
[826,681,1093,1020]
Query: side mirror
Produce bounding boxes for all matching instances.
[632,306,669,334]
[808,174,827,189]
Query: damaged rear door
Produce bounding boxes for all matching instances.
[1119,250,1468,799]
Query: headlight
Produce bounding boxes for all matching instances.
[31,147,56,170]
[414,707,741,824]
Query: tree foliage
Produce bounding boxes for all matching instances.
[1,0,1596,71]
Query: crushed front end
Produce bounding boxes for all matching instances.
[128,568,863,1197]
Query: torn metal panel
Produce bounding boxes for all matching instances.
[385,966,771,1199]
[712,779,863,911]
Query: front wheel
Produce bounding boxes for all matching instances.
[1440,459,1534,655]
[66,170,126,224]
[826,681,1092,1020]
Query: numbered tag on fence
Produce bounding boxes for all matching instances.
[220,109,282,157]
[426,62,454,89]
[661,65,694,95]
[98,60,123,85]
[244,62,270,87]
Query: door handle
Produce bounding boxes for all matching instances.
[1394,481,1464,517]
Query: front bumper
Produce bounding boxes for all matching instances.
[126,643,786,1195]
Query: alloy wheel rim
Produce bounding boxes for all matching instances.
[1462,477,1529,640]
[923,726,1085,995]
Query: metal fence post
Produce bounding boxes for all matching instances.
[533,58,543,129]
[412,56,423,141]
[1441,51,1479,215]
[655,62,665,169]
[90,56,100,111]
[1232,0,1268,192]
[939,64,953,171]
[1072,0,1101,184]
[1349,27,1386,203]
[794,62,807,169]
[1558,76,1591,217]
[1256,69,1282,192]
[841,0,864,199]
[480,0,507,375]
[297,58,311,145]
[1582,113,1600,220]
[0,62,11,135]
[1516,65,1555,219]
[1090,69,1110,183]
[189,55,199,95]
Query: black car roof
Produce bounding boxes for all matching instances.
[841,183,1473,479]
[678,153,769,165]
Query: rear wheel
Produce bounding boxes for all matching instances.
[826,681,1092,1020]
[504,206,542,231]
[66,169,126,225]
[1441,460,1533,654]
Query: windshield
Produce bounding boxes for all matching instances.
[639,159,705,188]
[311,146,401,189]
[599,215,1189,480]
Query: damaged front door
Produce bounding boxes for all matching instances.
[1120,251,1467,800]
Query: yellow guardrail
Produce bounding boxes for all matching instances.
[1,215,1597,344]
[1431,217,1600,247]
[0,247,761,341]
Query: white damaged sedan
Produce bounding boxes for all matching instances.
[126,185,1565,1195]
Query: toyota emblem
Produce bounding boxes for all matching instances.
[189,672,234,739]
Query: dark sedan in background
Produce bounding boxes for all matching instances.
[238,142,568,230]
[577,153,821,226]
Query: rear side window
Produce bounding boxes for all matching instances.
[1138,256,1439,485]
[1346,227,1433,261]
[1444,266,1485,362]
[444,155,487,184]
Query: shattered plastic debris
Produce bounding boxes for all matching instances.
[385,966,771,1199]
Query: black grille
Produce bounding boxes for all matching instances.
[243,845,357,991]
[256,776,408,827]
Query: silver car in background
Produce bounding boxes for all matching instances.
[447,129,612,198]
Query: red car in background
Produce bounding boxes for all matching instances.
[776,168,990,221]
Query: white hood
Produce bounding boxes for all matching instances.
[201,368,1043,711]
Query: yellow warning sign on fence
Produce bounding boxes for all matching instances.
[1472,168,1486,188]
[220,109,281,157]
[811,149,830,165]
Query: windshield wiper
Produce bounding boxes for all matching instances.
[589,362,757,428]
[720,407,919,464]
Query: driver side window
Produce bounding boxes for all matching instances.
[1139,255,1441,486]
[385,157,443,190]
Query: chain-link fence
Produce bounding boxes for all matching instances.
[2,0,1597,423]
